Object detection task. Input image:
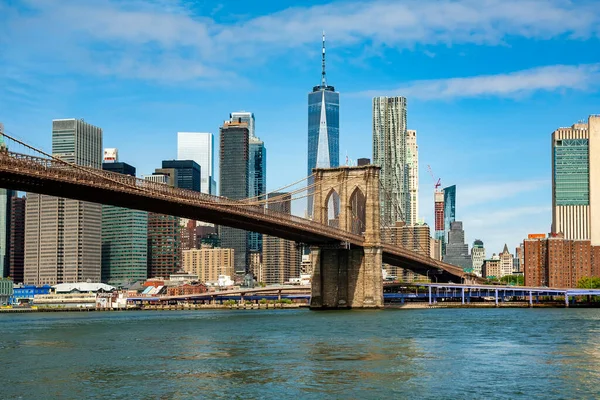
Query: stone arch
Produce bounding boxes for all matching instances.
[349,186,366,235]
[324,188,340,228]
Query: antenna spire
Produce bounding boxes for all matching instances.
[321,31,327,88]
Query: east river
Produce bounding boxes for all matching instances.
[1,309,600,399]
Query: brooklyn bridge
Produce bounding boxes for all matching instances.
[0,133,481,309]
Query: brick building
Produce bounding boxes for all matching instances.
[524,236,600,287]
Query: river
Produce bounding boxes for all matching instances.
[1,309,599,399]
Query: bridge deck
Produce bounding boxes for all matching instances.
[0,150,477,282]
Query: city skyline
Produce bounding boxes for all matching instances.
[2,0,600,254]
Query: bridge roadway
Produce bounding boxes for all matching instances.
[128,282,600,306]
[384,282,600,306]
[0,150,473,281]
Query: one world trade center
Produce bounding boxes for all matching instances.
[307,33,339,219]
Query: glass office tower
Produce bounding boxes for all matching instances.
[307,34,339,218]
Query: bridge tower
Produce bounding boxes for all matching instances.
[310,165,383,309]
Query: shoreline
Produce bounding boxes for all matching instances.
[3,302,600,313]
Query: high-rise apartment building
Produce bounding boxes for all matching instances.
[381,221,429,282]
[262,193,300,285]
[101,161,147,284]
[182,246,234,283]
[551,116,600,242]
[161,160,201,192]
[406,129,419,225]
[9,195,25,283]
[524,235,600,287]
[373,96,408,226]
[144,168,181,279]
[307,34,339,217]
[471,239,485,277]
[442,221,471,271]
[24,119,102,285]
[219,120,249,273]
[177,132,216,195]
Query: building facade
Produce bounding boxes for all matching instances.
[443,185,456,254]
[307,34,339,217]
[382,221,429,282]
[406,129,419,225]
[482,255,501,279]
[0,187,13,278]
[161,160,201,192]
[442,221,471,271]
[471,239,485,277]
[434,190,445,252]
[261,193,300,285]
[499,244,514,277]
[219,120,249,273]
[24,119,102,285]
[552,122,591,240]
[9,195,25,283]
[373,96,408,226]
[101,161,147,284]
[182,246,234,283]
[177,132,216,195]
[248,136,266,254]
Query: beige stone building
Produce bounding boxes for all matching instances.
[182,246,234,283]
[261,193,300,285]
[499,244,514,277]
[382,221,429,281]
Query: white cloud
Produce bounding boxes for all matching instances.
[3,0,600,82]
[459,179,550,208]
[357,64,600,99]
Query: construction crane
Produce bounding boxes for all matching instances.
[427,165,441,189]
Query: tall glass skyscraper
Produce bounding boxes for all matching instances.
[177,132,216,195]
[101,158,148,284]
[443,185,456,255]
[248,136,266,253]
[307,34,339,218]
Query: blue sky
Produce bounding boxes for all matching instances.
[1,0,600,255]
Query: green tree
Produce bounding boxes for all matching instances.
[499,275,524,286]
[577,277,600,289]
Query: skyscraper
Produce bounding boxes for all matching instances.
[373,96,408,225]
[177,132,216,195]
[161,160,201,192]
[406,129,419,225]
[471,239,485,277]
[101,158,148,284]
[145,171,180,279]
[443,185,456,254]
[219,120,249,273]
[307,33,340,217]
[262,193,300,284]
[551,119,595,241]
[0,134,13,278]
[24,119,102,285]
[228,113,266,255]
[248,136,266,253]
[443,221,471,271]
[230,112,255,138]
[434,190,445,250]
[9,195,25,283]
